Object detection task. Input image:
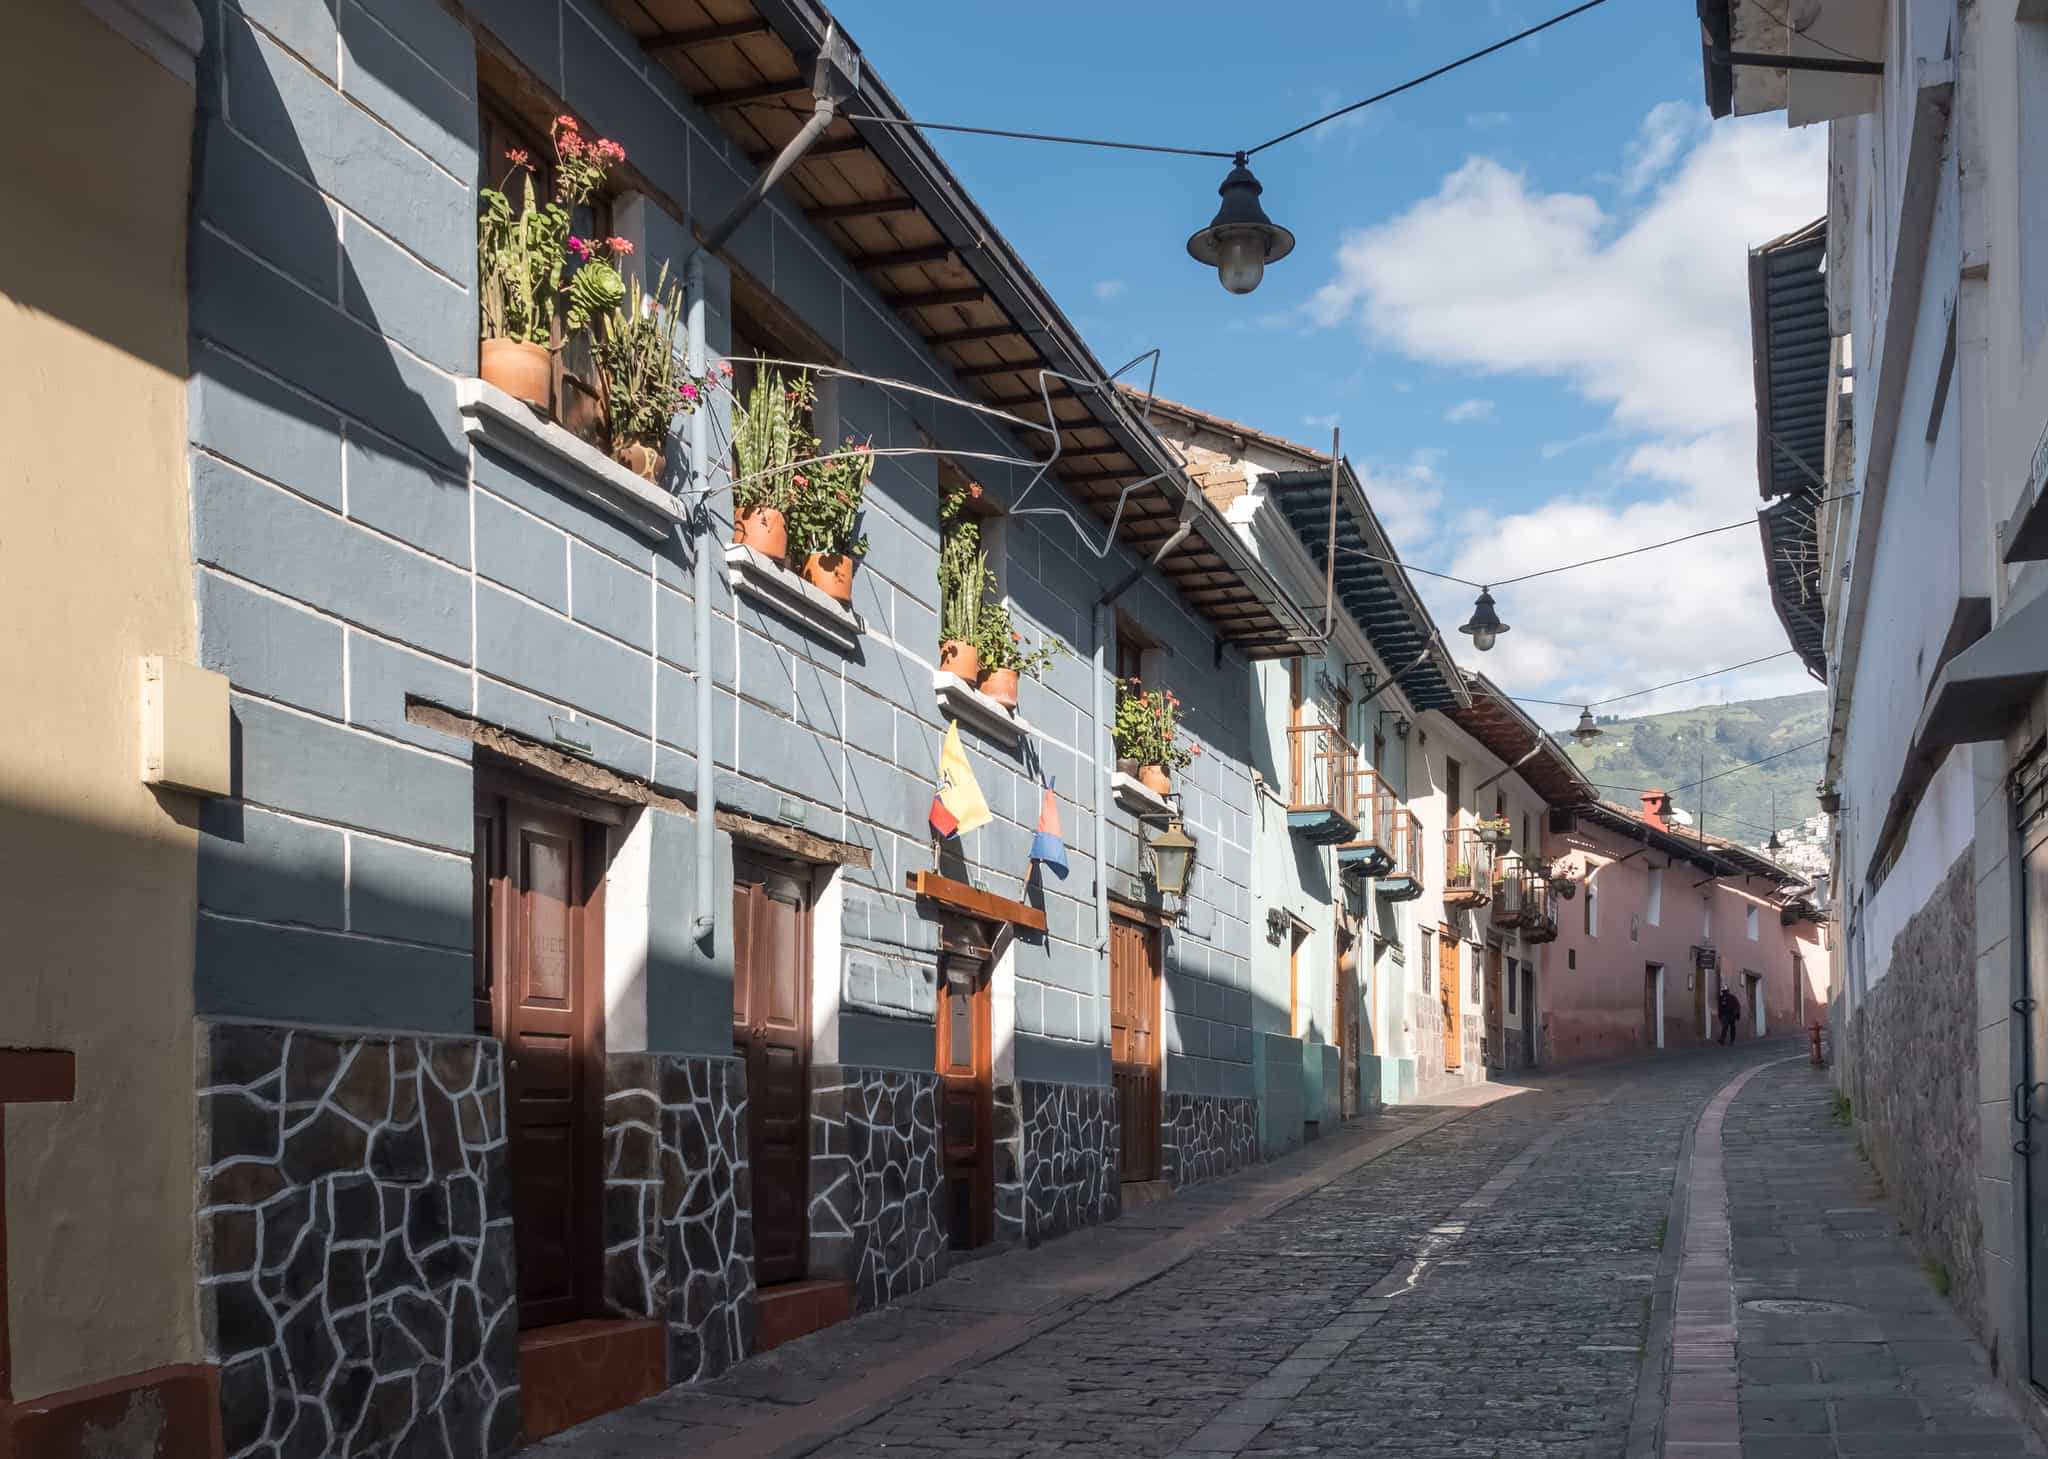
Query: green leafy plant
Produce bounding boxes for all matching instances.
[973,600,1062,679]
[786,434,874,559]
[1452,862,1473,882]
[478,117,626,348]
[939,481,993,643]
[590,263,724,459]
[1831,1091,1853,1126]
[1113,681,1195,771]
[730,367,810,513]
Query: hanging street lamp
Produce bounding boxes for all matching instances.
[1766,787,1784,853]
[1186,154,1295,296]
[1458,587,1508,652]
[1146,816,1200,897]
[1571,706,1602,747]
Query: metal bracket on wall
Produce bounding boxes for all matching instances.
[2015,998,2038,1016]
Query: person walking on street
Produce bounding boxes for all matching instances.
[1716,986,1741,1045]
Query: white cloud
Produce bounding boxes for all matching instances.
[1356,450,1447,558]
[1309,110,1826,711]
[1303,411,1342,430]
[1619,100,1705,196]
[1092,279,1126,300]
[1443,397,1495,423]
[1466,110,1513,130]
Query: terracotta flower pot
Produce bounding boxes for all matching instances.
[480,337,551,411]
[614,441,664,482]
[732,506,787,559]
[978,668,1019,708]
[802,552,856,603]
[940,639,980,680]
[1139,764,1172,796]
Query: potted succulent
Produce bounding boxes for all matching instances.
[477,117,626,410]
[1114,680,1196,795]
[938,481,992,679]
[971,600,1062,709]
[786,434,874,603]
[730,366,810,559]
[589,263,724,481]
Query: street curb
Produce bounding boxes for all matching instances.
[709,1083,1528,1459]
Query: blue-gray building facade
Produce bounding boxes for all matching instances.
[181,1,1287,1452]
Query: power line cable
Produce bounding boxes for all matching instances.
[1511,651,1800,710]
[842,0,1617,162]
[1245,0,1614,154]
[1739,0,1878,64]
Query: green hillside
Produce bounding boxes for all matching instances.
[1561,690,1828,844]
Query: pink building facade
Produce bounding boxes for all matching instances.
[1540,793,1830,1066]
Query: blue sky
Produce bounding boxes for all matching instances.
[831,0,1830,724]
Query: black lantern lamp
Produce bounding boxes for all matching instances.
[1186,155,1295,296]
[1571,706,1602,746]
[1146,816,1200,897]
[1458,588,1508,652]
[1377,709,1411,741]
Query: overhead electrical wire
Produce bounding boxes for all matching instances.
[842,0,1616,162]
[1738,0,1879,64]
[1512,651,1801,711]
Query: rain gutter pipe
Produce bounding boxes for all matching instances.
[1093,514,1195,951]
[684,45,848,942]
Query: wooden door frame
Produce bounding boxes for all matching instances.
[1484,941,1505,1069]
[1111,904,1164,1182]
[479,780,610,1328]
[935,943,995,1249]
[732,852,814,1286]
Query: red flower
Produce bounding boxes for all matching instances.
[606,236,634,255]
[504,148,530,166]
[557,114,579,130]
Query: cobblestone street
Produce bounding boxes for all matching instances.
[531,1042,2042,1458]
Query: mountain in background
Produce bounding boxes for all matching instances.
[1561,690,1828,849]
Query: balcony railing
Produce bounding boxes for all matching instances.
[1285,722,1359,844]
[1443,827,1493,908]
[1519,864,1560,942]
[1379,808,1424,900]
[1335,767,1394,874]
[1491,853,1526,929]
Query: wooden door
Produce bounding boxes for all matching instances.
[734,857,811,1286]
[1334,927,1357,1119]
[1520,967,1536,1066]
[1111,914,1161,1182]
[936,948,994,1249]
[1446,758,1462,827]
[1644,965,1660,1048]
[1484,943,1505,1068]
[1438,929,1461,1070]
[481,794,604,1330]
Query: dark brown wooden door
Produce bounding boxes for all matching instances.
[1644,965,1660,1048]
[734,858,811,1286]
[1438,929,1461,1070]
[1111,915,1160,1182]
[483,796,603,1330]
[1484,943,1505,1068]
[936,949,994,1249]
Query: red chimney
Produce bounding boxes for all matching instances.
[1641,790,1671,830]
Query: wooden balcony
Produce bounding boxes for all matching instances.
[1442,827,1493,909]
[1518,864,1560,943]
[1285,723,1359,845]
[1376,808,1424,901]
[1335,767,1394,876]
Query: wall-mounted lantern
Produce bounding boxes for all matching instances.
[1146,816,1200,897]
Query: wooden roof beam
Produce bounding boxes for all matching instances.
[929,324,1032,347]
[640,20,773,53]
[886,286,988,310]
[698,78,813,109]
[806,196,920,223]
[850,244,957,271]
[953,359,1049,379]
[746,135,868,165]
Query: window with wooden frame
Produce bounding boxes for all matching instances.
[479,98,612,445]
[1419,926,1434,992]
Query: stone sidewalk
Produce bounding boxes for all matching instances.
[1707,1059,2042,1457]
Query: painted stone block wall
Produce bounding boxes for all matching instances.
[1016,1080,1120,1244]
[196,1024,519,1459]
[1161,1092,1260,1188]
[601,1054,753,1384]
[807,1066,947,1309]
[1844,850,1985,1340]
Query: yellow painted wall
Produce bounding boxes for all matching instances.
[0,3,203,1400]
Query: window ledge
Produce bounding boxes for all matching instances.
[1110,772,1171,820]
[457,378,684,542]
[932,671,1029,747]
[723,544,865,652]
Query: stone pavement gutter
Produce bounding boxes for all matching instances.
[533,1080,1521,1458]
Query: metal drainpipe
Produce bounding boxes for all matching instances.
[1094,518,1194,951]
[685,90,839,942]
[1470,739,1546,797]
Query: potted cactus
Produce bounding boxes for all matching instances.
[588,263,723,481]
[786,435,873,603]
[938,481,992,679]
[730,367,811,559]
